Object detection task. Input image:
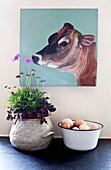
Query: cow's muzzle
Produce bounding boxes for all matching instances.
[32,54,42,65]
[32,53,58,68]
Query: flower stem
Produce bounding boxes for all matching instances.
[42,82,44,91]
[31,74,34,86]
[28,63,30,75]
[26,76,28,87]
[29,77,30,87]
[40,80,45,91]
[37,78,39,88]
[19,59,26,75]
[21,75,23,86]
[28,63,30,87]
[32,76,34,86]
[19,59,26,86]
[19,78,20,86]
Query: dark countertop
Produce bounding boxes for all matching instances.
[0,137,111,170]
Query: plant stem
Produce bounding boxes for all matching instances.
[21,75,23,86]
[32,75,34,86]
[28,63,30,75]
[19,58,26,86]
[28,63,30,87]
[37,78,39,88]
[42,82,44,92]
[19,59,26,75]
[19,78,20,86]
[29,76,30,87]
[26,76,28,87]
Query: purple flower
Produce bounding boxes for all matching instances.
[4,86,8,88]
[12,54,20,62]
[24,58,32,63]
[26,74,30,77]
[16,75,21,78]
[40,80,46,83]
[19,72,24,75]
[31,69,36,72]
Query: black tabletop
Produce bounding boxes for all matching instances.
[0,137,111,170]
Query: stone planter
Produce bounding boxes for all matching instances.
[9,117,54,151]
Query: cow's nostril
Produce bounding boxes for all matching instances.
[32,55,40,64]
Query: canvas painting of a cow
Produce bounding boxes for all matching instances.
[32,23,97,86]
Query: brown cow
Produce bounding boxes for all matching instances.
[32,23,97,86]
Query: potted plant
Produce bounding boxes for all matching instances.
[5,54,56,151]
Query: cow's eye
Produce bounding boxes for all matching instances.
[59,41,68,47]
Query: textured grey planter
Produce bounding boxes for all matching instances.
[9,117,54,151]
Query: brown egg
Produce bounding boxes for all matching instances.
[75,119,86,127]
[91,124,98,130]
[61,122,71,129]
[73,121,75,127]
[62,118,73,127]
[71,121,75,129]
[79,123,90,130]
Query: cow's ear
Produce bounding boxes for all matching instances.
[79,35,95,47]
[64,23,74,30]
[48,33,58,45]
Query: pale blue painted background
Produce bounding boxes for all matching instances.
[20,9,98,86]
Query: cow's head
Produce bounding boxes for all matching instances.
[32,23,95,69]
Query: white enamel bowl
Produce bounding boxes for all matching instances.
[58,120,103,151]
